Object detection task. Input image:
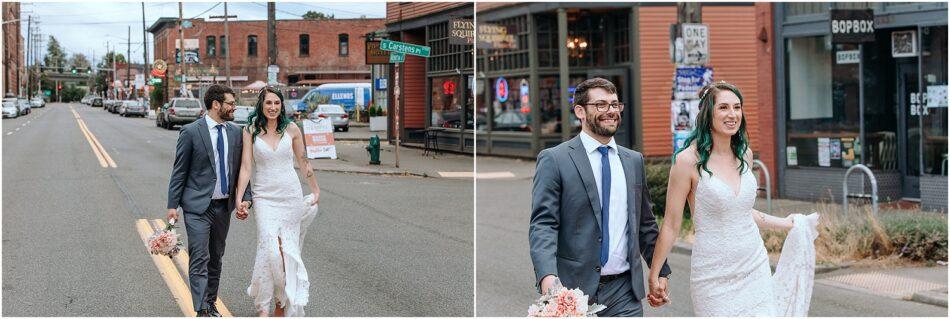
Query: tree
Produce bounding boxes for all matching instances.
[43,36,68,73]
[97,51,126,68]
[68,53,92,70]
[302,10,334,20]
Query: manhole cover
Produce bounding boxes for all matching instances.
[823,272,947,298]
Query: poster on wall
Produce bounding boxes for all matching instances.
[303,119,337,159]
[818,138,831,167]
[787,146,798,166]
[175,39,200,64]
[673,131,690,153]
[831,138,842,160]
[927,85,948,108]
[495,77,509,103]
[673,66,714,100]
[670,100,700,132]
[841,137,858,167]
[891,30,918,58]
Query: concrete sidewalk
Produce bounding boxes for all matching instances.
[308,140,473,178]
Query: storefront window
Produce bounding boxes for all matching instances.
[538,75,588,134]
[921,26,948,175]
[491,76,530,132]
[431,76,462,129]
[567,13,607,67]
[785,36,862,168]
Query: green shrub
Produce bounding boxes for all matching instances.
[645,161,691,221]
[881,213,948,262]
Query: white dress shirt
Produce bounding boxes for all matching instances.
[205,116,229,199]
[579,131,629,276]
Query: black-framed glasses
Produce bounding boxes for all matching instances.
[583,102,624,112]
[222,100,236,106]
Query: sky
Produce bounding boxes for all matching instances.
[20,1,387,67]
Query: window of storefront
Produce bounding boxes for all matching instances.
[567,13,607,67]
[338,34,349,56]
[219,35,227,56]
[299,34,309,56]
[538,75,588,134]
[206,36,216,57]
[480,15,529,73]
[247,35,258,56]
[921,25,948,175]
[431,76,462,128]
[785,35,862,168]
[490,76,530,132]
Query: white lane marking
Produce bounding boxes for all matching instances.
[6,132,11,135]
[15,128,19,131]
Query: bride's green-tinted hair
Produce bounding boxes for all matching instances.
[673,81,749,176]
[246,86,292,142]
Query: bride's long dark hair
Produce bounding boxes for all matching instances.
[245,86,292,143]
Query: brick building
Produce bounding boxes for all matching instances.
[3,2,22,96]
[384,2,474,151]
[147,17,385,92]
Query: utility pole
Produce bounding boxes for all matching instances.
[26,16,32,98]
[210,3,236,88]
[111,41,117,99]
[178,2,186,97]
[142,2,150,106]
[267,2,276,66]
[16,15,21,96]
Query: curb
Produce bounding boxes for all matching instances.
[669,242,845,274]
[313,167,428,178]
[912,289,948,308]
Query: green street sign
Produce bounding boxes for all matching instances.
[43,90,51,97]
[389,52,405,63]
[150,77,163,84]
[380,39,430,58]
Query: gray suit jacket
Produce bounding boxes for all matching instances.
[529,136,671,301]
[167,117,252,214]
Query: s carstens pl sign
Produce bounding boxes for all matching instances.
[831,9,875,43]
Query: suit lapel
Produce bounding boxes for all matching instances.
[567,136,602,229]
[196,117,215,168]
[619,148,639,256]
[227,123,239,184]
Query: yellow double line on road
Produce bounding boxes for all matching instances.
[70,106,117,168]
[135,219,233,317]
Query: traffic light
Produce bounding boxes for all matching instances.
[86,69,92,74]
[57,84,62,90]
[71,68,77,74]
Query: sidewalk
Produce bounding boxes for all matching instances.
[308,139,473,178]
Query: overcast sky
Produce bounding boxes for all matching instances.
[20,1,387,67]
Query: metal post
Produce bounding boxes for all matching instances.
[26,16,31,98]
[858,44,865,164]
[557,8,570,143]
[394,62,401,168]
[224,3,231,88]
[178,2,185,97]
[127,25,132,99]
[753,159,772,214]
[843,164,878,217]
[142,2,150,106]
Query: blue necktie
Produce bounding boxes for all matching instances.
[597,145,611,267]
[216,124,228,195]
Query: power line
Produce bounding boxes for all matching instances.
[189,2,222,20]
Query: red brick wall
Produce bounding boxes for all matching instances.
[387,2,467,23]
[755,3,777,194]
[152,18,385,86]
[637,4,774,173]
[3,2,21,95]
[400,31,426,129]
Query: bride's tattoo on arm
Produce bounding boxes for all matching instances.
[306,171,313,178]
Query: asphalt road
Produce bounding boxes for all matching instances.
[2,103,474,316]
[474,172,947,317]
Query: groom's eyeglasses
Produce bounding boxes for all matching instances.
[222,100,236,107]
[584,101,624,112]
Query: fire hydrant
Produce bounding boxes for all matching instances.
[366,135,381,165]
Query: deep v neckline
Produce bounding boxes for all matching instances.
[259,133,285,153]
[708,170,744,198]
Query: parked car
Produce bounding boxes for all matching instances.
[102,99,115,111]
[310,104,349,132]
[2,101,18,118]
[108,100,124,113]
[91,97,103,107]
[16,98,31,116]
[120,100,147,117]
[157,98,204,129]
[30,96,45,108]
[232,105,254,126]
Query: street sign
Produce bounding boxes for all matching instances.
[449,18,474,45]
[681,23,709,65]
[153,59,167,72]
[267,65,279,85]
[365,40,390,65]
[150,77,162,84]
[836,50,861,64]
[389,52,405,63]
[477,23,517,49]
[380,39,430,58]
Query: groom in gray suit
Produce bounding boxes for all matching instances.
[529,78,671,317]
[166,84,252,317]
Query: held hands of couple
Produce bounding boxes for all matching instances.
[236,201,252,220]
[647,276,670,308]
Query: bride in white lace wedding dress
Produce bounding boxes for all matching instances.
[648,82,819,317]
[235,87,321,317]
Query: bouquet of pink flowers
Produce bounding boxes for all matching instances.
[147,218,183,258]
[528,279,606,317]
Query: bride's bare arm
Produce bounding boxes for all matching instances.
[751,209,794,231]
[650,149,695,280]
[236,128,255,209]
[289,125,320,202]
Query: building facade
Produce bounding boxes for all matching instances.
[384,2,474,151]
[3,2,21,96]
[475,2,778,192]
[147,17,385,93]
[774,2,947,210]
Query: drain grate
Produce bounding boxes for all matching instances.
[823,272,947,298]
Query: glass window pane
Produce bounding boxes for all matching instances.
[491,76,530,132]
[206,36,216,57]
[922,26,948,175]
[300,34,309,56]
[248,35,257,56]
[431,76,462,128]
[220,36,227,56]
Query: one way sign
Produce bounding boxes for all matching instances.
[681,23,709,65]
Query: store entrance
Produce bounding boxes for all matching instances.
[586,68,633,149]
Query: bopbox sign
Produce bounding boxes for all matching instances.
[831,9,874,43]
